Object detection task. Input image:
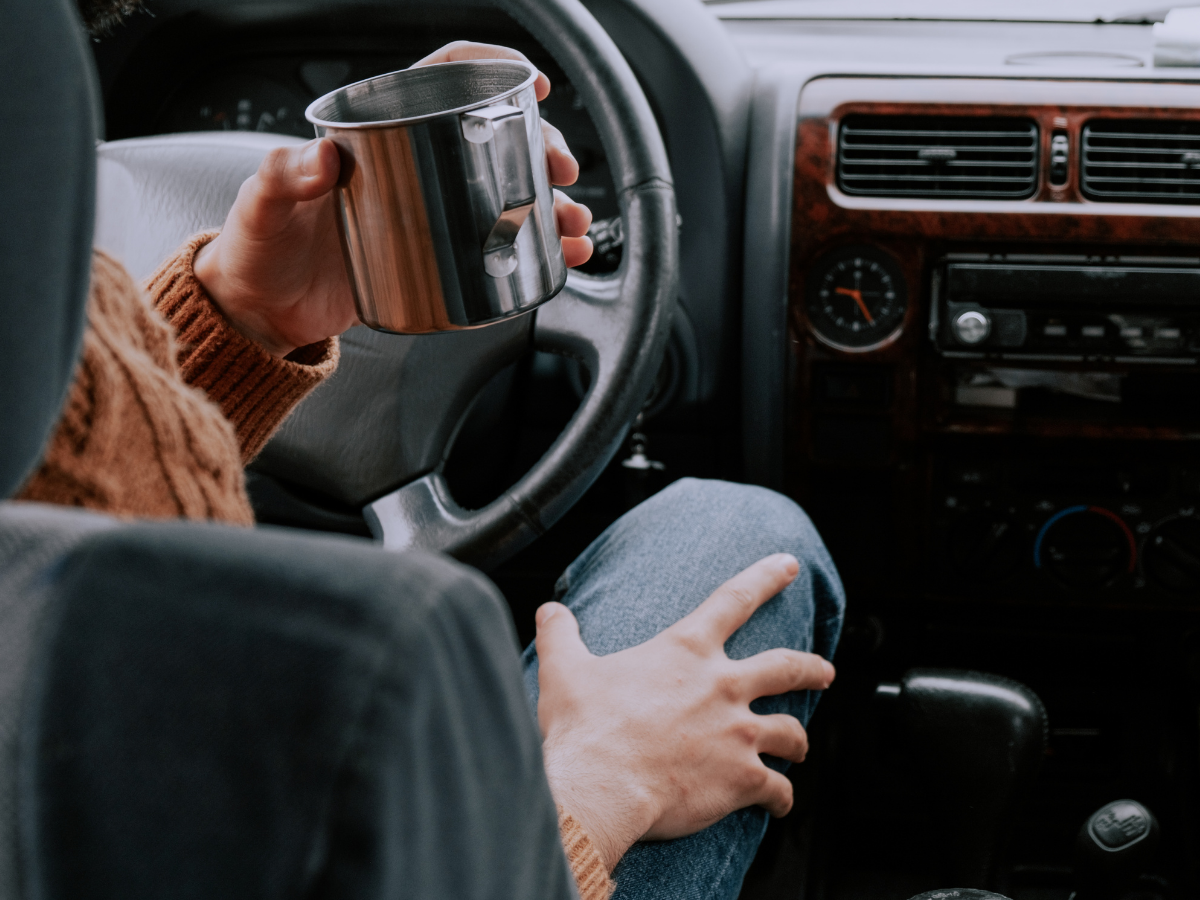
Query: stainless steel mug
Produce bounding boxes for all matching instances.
[305,60,567,334]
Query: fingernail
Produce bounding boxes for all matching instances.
[822,660,836,683]
[775,553,799,573]
[302,141,322,176]
[536,604,557,627]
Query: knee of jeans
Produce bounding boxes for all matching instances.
[663,479,829,562]
[664,479,845,623]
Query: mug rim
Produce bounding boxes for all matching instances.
[304,59,539,131]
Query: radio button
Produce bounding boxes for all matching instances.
[1043,324,1068,337]
[1119,326,1143,339]
[953,309,992,345]
[1081,325,1105,338]
[1154,327,1182,340]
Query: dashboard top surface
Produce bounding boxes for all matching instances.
[716,15,1200,78]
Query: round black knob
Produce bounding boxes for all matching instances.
[1074,799,1160,900]
[947,510,1022,584]
[1143,516,1200,596]
[953,309,992,345]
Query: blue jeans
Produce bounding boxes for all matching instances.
[521,478,845,900]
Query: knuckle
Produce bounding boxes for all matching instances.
[732,717,760,747]
[724,585,757,615]
[774,786,795,817]
[788,654,812,686]
[780,651,818,688]
[791,723,810,757]
[265,146,292,169]
[750,766,773,795]
[670,625,709,656]
[759,650,801,690]
[259,147,292,183]
[713,670,743,703]
[762,647,790,673]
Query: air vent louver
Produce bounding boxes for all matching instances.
[837,115,1039,200]
[1082,120,1200,203]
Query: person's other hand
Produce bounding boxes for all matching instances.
[195,42,594,358]
[413,41,593,267]
[535,554,836,872]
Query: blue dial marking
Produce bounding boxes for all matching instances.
[1033,505,1089,568]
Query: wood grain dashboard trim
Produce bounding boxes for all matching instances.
[790,78,1200,358]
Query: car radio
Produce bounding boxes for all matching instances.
[931,254,1200,363]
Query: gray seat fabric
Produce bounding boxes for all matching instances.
[19,521,573,900]
[0,504,116,898]
[94,133,304,281]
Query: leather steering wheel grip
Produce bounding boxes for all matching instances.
[364,0,677,570]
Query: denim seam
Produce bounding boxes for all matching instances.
[702,817,756,900]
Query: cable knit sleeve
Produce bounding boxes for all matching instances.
[144,232,340,463]
[559,808,615,900]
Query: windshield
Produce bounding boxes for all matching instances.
[703,0,1199,23]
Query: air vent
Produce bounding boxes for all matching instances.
[837,115,1039,200]
[1082,120,1200,203]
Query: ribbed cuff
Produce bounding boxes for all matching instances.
[145,232,340,462]
[558,808,615,900]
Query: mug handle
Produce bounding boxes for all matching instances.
[461,105,538,278]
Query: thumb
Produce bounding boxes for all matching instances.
[250,139,340,209]
[534,602,589,670]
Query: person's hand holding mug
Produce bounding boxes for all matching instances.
[194,41,594,357]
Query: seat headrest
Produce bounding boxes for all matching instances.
[0,0,99,498]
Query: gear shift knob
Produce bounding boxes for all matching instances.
[907,891,1012,900]
[876,669,1047,890]
[1074,800,1160,900]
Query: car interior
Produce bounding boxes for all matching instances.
[15,0,1200,896]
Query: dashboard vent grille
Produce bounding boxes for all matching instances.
[837,115,1039,200]
[1082,120,1200,203]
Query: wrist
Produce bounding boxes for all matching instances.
[542,736,658,872]
[193,237,296,358]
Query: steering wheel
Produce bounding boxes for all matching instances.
[94,0,677,571]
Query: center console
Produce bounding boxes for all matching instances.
[788,78,1200,608]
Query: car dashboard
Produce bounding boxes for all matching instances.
[725,14,1200,897]
[91,2,1200,896]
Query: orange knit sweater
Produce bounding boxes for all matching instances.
[17,234,615,899]
[18,234,337,522]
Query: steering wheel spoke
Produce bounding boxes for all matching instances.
[361,178,676,569]
[535,270,621,365]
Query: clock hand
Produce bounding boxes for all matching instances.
[835,287,875,324]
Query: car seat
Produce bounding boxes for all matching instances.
[0,1,572,897]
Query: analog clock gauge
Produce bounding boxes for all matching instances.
[805,246,908,351]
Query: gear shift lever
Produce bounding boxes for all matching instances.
[1073,800,1160,900]
[876,669,1047,890]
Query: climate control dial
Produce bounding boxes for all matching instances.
[1034,505,1136,589]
